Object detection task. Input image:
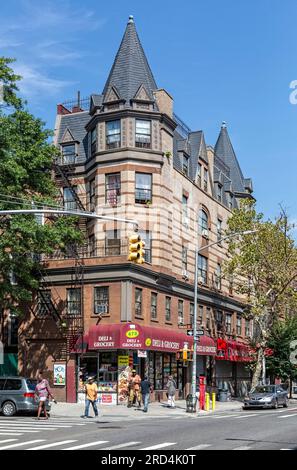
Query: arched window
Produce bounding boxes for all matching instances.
[199,209,209,236]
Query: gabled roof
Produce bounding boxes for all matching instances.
[214,123,247,194]
[102,16,158,107]
[57,112,90,162]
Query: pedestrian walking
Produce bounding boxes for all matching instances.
[165,375,177,408]
[127,369,142,408]
[35,371,56,420]
[141,376,153,413]
[84,377,99,418]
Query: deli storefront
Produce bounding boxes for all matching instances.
[73,323,216,405]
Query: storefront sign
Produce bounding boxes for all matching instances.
[53,363,66,386]
[97,393,117,405]
[118,355,129,367]
[137,350,147,358]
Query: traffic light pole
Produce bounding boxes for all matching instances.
[191,248,199,409]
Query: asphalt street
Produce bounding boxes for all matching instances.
[0,407,297,450]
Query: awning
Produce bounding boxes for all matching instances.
[88,323,216,356]
[216,339,251,362]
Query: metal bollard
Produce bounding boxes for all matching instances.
[205,392,210,411]
[212,392,216,410]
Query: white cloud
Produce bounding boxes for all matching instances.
[0,39,23,48]
[14,64,77,97]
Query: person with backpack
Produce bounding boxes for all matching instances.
[165,375,177,408]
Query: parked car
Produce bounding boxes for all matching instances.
[0,376,51,417]
[243,384,288,410]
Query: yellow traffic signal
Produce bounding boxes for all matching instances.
[183,349,188,360]
[128,233,146,264]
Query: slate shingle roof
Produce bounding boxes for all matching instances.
[102,16,158,107]
[57,112,90,162]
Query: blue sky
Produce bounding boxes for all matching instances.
[1,0,297,226]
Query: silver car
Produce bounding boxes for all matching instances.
[0,376,51,416]
[243,385,289,410]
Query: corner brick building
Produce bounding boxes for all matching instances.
[18,16,254,404]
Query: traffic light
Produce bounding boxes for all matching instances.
[128,233,145,264]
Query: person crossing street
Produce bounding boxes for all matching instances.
[83,377,99,418]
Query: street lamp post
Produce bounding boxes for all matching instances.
[191,230,257,410]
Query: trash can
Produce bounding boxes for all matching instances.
[186,394,197,412]
[218,389,228,402]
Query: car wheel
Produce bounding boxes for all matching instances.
[273,400,278,409]
[2,401,16,417]
[283,398,289,408]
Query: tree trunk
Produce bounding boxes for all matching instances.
[251,347,264,389]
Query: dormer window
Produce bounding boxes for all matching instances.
[182,155,189,176]
[61,143,76,164]
[106,120,121,149]
[228,193,233,209]
[197,163,202,187]
[135,119,151,148]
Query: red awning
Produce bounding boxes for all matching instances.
[216,339,251,362]
[88,323,216,356]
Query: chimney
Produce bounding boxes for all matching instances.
[153,89,173,118]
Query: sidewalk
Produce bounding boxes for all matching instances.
[50,399,244,419]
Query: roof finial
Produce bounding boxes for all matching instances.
[128,15,134,23]
[221,121,227,129]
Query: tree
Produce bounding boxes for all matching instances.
[225,199,297,389]
[266,316,297,385]
[0,57,82,327]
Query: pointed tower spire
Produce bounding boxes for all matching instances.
[214,123,246,194]
[102,16,158,106]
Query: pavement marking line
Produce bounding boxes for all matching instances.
[0,433,23,436]
[102,442,141,450]
[233,446,251,450]
[213,415,241,419]
[0,425,57,430]
[233,414,258,419]
[0,439,45,450]
[27,440,78,450]
[0,439,18,444]
[0,422,72,428]
[279,413,297,418]
[186,444,212,450]
[140,443,176,450]
[0,430,39,433]
[64,441,109,450]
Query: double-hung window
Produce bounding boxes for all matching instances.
[63,187,77,210]
[135,288,143,317]
[106,173,121,205]
[199,209,209,237]
[198,255,208,284]
[106,120,121,149]
[197,163,202,187]
[89,179,95,211]
[236,316,242,335]
[217,219,222,243]
[105,229,121,256]
[215,264,222,290]
[165,297,171,322]
[151,293,157,319]
[94,287,109,315]
[135,120,151,148]
[204,168,208,192]
[67,288,81,316]
[182,246,188,271]
[226,313,232,334]
[61,143,75,164]
[178,300,184,325]
[135,173,152,204]
[91,128,97,155]
[139,230,152,263]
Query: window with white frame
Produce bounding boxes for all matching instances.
[106,173,121,205]
[139,230,152,263]
[165,296,171,322]
[63,187,77,210]
[94,287,109,315]
[135,119,151,148]
[135,288,143,317]
[106,120,121,149]
[135,173,152,204]
[61,143,76,164]
[67,288,81,316]
[245,319,251,337]
[151,293,157,319]
[236,315,242,335]
[182,194,189,226]
[226,313,232,334]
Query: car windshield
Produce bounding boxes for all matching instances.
[26,379,37,391]
[251,385,275,394]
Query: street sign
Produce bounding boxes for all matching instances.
[187,330,193,336]
[197,329,204,336]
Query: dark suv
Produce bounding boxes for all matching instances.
[0,376,51,416]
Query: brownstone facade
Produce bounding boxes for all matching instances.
[18,17,254,403]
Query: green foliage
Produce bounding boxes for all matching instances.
[0,57,82,316]
[225,199,297,386]
[266,317,297,381]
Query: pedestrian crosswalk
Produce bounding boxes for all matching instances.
[0,437,295,451]
[0,417,87,438]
